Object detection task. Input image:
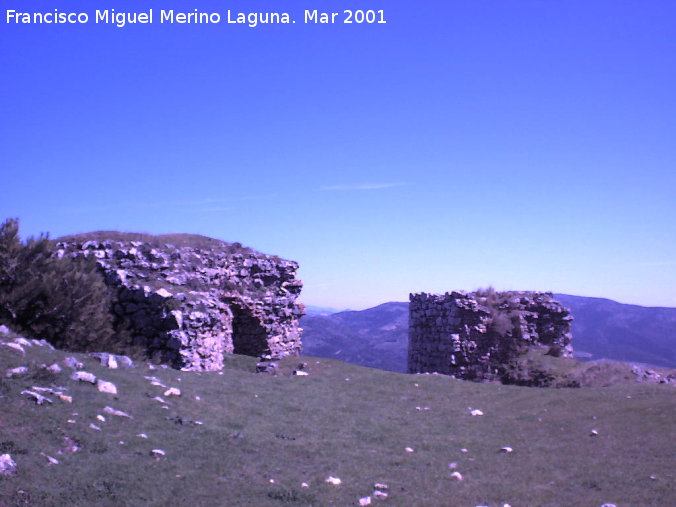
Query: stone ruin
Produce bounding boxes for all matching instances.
[408,290,573,381]
[56,234,305,371]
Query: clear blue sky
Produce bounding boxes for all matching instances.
[2,0,675,310]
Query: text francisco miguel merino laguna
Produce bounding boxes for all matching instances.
[4,8,388,27]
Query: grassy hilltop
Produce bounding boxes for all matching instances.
[1,336,675,506]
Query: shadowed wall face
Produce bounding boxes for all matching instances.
[232,306,270,357]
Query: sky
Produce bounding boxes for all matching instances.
[1,0,675,310]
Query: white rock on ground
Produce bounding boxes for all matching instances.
[450,471,463,481]
[97,380,118,395]
[14,337,32,347]
[163,387,181,397]
[5,366,28,378]
[71,371,96,383]
[499,447,513,453]
[151,449,166,456]
[0,454,17,476]
[469,408,484,416]
[293,370,309,376]
[359,496,372,506]
[21,390,53,405]
[62,357,83,369]
[89,423,102,431]
[325,476,342,485]
[405,447,414,453]
[374,483,389,490]
[373,490,389,499]
[46,363,62,373]
[104,406,132,418]
[39,452,59,466]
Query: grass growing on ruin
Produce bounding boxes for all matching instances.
[58,231,259,256]
[1,343,675,506]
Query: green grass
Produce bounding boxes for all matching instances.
[1,341,675,506]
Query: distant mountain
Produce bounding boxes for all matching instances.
[301,302,408,372]
[554,294,676,368]
[300,296,676,371]
[303,305,344,316]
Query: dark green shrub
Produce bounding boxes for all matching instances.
[0,218,116,351]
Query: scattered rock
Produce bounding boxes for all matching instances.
[373,490,389,499]
[60,436,80,454]
[293,370,309,376]
[0,454,17,476]
[301,482,309,488]
[39,453,59,466]
[104,406,132,418]
[71,371,96,383]
[374,483,389,490]
[97,380,118,395]
[151,449,166,456]
[96,415,106,422]
[163,387,181,397]
[325,476,342,485]
[62,357,83,370]
[136,433,148,439]
[469,408,484,416]
[359,496,372,506]
[450,471,463,481]
[89,423,102,431]
[0,325,9,335]
[405,447,414,453]
[21,390,53,405]
[499,447,514,453]
[90,353,118,369]
[590,429,599,436]
[46,363,62,373]
[5,366,28,378]
[59,394,73,403]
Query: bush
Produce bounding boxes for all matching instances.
[0,218,116,351]
[475,286,523,340]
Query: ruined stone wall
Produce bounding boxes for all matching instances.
[56,239,304,371]
[408,291,573,380]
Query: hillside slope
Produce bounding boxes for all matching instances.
[1,333,675,506]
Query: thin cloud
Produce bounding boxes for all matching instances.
[319,182,409,191]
